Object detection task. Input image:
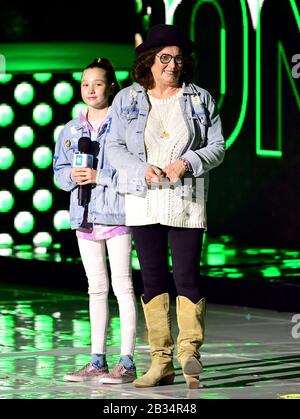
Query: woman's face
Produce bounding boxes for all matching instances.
[81,68,113,109]
[150,46,184,88]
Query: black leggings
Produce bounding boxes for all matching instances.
[131,224,204,304]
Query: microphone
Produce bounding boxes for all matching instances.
[91,141,99,170]
[73,137,93,207]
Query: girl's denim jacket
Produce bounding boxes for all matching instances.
[53,116,125,229]
[105,82,225,200]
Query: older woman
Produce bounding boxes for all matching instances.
[106,24,225,388]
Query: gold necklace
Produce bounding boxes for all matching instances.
[148,89,180,140]
[156,105,173,140]
[160,128,170,140]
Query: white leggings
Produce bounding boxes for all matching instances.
[77,233,136,356]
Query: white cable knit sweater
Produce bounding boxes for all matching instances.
[125,90,206,228]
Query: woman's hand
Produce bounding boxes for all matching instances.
[162,160,185,183]
[71,168,97,185]
[145,165,165,184]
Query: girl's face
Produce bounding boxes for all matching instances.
[81,68,113,109]
[151,46,183,88]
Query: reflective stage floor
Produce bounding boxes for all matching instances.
[1,234,300,312]
[0,283,299,400]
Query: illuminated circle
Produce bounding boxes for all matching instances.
[71,102,87,119]
[0,104,14,126]
[33,103,53,126]
[0,233,14,247]
[53,82,74,104]
[53,210,70,231]
[14,126,35,148]
[14,82,34,105]
[33,147,52,169]
[0,74,13,84]
[33,232,53,247]
[0,191,14,212]
[33,73,52,83]
[14,169,35,191]
[72,72,82,82]
[33,189,53,211]
[14,211,35,234]
[53,174,61,189]
[116,71,129,82]
[53,125,64,143]
[0,148,14,170]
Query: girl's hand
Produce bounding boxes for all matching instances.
[71,168,97,185]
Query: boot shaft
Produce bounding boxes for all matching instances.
[141,293,174,357]
[176,296,206,362]
[134,293,175,388]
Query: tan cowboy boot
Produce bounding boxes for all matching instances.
[176,296,206,388]
[133,293,175,387]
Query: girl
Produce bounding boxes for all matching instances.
[54,58,137,384]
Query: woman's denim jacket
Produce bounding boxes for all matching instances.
[53,116,125,229]
[105,82,225,200]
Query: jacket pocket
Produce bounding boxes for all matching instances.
[193,103,211,148]
[121,106,139,121]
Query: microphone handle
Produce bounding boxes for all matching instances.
[78,184,92,207]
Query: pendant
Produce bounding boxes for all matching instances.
[160,130,170,139]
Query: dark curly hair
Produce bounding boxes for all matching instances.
[132,48,194,90]
[83,58,120,105]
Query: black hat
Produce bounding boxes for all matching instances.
[136,24,195,56]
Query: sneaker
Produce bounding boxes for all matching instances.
[100,363,137,384]
[64,363,109,382]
